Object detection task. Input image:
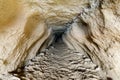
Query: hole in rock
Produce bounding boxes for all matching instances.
[52,26,67,43]
[10,24,106,80]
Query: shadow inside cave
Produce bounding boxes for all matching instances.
[9,25,106,80]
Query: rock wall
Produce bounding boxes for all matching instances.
[0,0,51,73]
[0,0,120,80]
[0,0,83,73]
[63,0,120,79]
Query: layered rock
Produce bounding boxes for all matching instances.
[0,0,51,73]
[15,40,104,80]
[63,0,120,79]
[0,0,120,80]
[0,0,85,73]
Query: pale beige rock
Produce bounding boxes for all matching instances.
[0,0,85,74]
[0,74,20,80]
[0,0,50,73]
[63,0,120,80]
[0,0,120,80]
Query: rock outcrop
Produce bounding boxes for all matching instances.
[0,0,83,73]
[14,40,104,80]
[0,0,51,73]
[0,0,120,80]
[63,0,120,80]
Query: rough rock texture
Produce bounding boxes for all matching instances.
[0,0,84,73]
[0,0,51,73]
[13,40,105,80]
[63,0,120,80]
[0,74,20,80]
[0,0,120,80]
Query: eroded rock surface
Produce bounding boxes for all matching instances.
[63,0,120,79]
[0,0,85,73]
[0,0,120,80]
[13,40,105,80]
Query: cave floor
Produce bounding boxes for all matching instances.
[13,39,104,80]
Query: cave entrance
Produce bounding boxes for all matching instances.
[52,26,67,43]
[10,24,105,80]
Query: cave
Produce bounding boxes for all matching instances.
[53,27,66,43]
[9,23,107,80]
[0,0,120,80]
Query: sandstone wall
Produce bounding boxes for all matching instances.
[0,0,83,73]
[0,0,50,73]
[63,0,120,79]
[0,0,120,80]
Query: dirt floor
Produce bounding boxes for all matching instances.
[12,38,106,80]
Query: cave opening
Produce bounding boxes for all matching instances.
[51,26,68,44]
[10,24,106,80]
[53,30,64,43]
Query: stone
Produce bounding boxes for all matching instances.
[63,0,120,79]
[0,0,82,73]
[0,0,120,80]
[0,74,20,80]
